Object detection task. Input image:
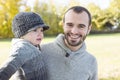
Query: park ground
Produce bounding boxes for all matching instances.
[0,33,120,80]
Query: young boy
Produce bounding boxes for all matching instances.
[0,12,49,80]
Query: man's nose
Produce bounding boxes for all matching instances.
[71,27,79,34]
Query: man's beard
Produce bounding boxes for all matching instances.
[64,33,87,46]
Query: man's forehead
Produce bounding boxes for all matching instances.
[65,10,89,19]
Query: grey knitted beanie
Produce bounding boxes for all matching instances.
[12,12,49,38]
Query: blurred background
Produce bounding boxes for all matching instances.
[0,0,120,38]
[0,0,120,80]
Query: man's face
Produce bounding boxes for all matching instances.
[63,10,91,47]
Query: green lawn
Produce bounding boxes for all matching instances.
[0,33,120,80]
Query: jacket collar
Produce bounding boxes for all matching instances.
[55,34,87,56]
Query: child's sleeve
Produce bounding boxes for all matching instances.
[0,57,19,80]
[0,48,27,80]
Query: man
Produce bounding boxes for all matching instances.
[41,6,98,80]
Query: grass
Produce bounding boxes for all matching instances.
[85,33,120,80]
[0,33,120,80]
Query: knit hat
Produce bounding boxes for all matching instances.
[12,12,49,38]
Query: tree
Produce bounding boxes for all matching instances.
[33,0,63,36]
[0,0,21,38]
[87,3,104,31]
[87,2,118,31]
[108,0,120,29]
[0,0,32,38]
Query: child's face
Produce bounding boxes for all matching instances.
[22,27,44,45]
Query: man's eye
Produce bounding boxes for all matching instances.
[67,23,73,27]
[79,24,86,29]
[68,24,73,27]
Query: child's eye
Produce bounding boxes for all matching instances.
[41,29,44,32]
[33,28,44,33]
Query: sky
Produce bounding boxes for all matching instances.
[27,0,111,9]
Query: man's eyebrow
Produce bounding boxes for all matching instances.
[66,22,73,24]
[78,24,86,27]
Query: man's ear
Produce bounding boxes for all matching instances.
[87,24,92,34]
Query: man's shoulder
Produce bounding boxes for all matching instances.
[42,42,53,46]
[85,52,97,66]
[41,42,56,49]
[86,52,97,61]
